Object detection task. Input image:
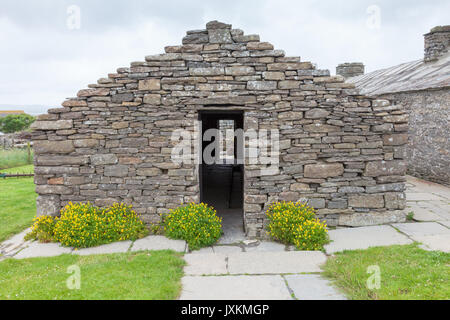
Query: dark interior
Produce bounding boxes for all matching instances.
[199,110,244,210]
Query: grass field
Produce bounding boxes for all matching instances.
[0,164,34,175]
[322,244,450,300]
[0,250,185,300]
[0,148,33,170]
[0,176,36,242]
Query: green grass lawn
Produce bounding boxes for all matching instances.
[0,148,33,170]
[0,176,36,242]
[322,244,450,300]
[0,164,34,174]
[0,250,185,300]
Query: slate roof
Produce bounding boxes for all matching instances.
[347,53,450,96]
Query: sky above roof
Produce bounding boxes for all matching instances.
[0,0,449,111]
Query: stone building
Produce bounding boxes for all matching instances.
[31,21,408,237]
[348,26,450,186]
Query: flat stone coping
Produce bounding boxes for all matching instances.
[180,275,292,300]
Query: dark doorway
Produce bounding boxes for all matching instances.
[199,110,245,242]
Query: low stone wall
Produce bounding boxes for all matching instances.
[31,21,408,237]
[381,88,450,186]
[0,132,32,149]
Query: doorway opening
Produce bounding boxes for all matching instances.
[199,110,245,242]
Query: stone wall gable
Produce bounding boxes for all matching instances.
[32,20,408,236]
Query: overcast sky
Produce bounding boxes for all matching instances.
[0,0,448,113]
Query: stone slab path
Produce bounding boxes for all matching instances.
[406,176,450,223]
[0,235,187,260]
[1,175,449,300]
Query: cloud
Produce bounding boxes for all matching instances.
[0,0,449,109]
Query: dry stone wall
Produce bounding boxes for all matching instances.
[381,88,450,186]
[32,21,408,237]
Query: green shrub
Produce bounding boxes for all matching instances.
[24,215,56,243]
[0,114,35,133]
[162,203,222,250]
[26,202,148,248]
[266,201,329,251]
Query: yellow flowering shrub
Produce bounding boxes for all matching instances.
[25,215,56,243]
[162,203,222,250]
[53,202,147,248]
[266,201,329,251]
[26,202,148,248]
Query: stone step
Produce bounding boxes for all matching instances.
[184,251,327,276]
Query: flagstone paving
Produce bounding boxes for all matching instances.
[324,225,413,254]
[284,275,347,300]
[180,275,292,300]
[130,235,187,253]
[73,241,133,256]
[1,175,449,298]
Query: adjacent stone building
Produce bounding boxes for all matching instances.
[348,26,450,186]
[32,21,408,237]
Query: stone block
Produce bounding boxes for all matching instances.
[143,94,161,104]
[278,111,303,120]
[34,141,74,154]
[136,168,162,177]
[349,195,384,208]
[262,72,285,80]
[267,62,313,71]
[190,67,225,76]
[36,185,73,195]
[304,124,340,133]
[383,134,408,146]
[247,81,277,90]
[364,161,407,177]
[245,194,268,204]
[384,193,406,209]
[77,88,109,97]
[182,33,209,45]
[138,79,161,91]
[225,66,255,76]
[31,120,73,131]
[35,155,88,166]
[304,163,344,178]
[74,139,99,148]
[36,195,60,216]
[305,109,330,119]
[104,165,129,177]
[208,29,233,44]
[111,93,134,103]
[278,80,300,89]
[91,154,118,166]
